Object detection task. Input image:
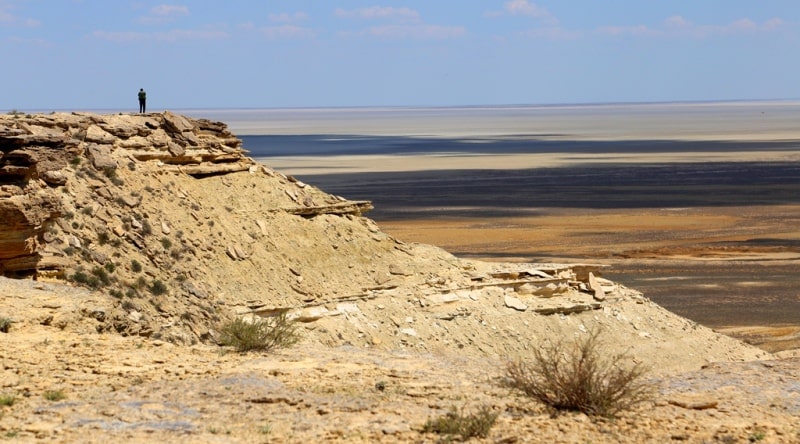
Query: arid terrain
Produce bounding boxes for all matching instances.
[1,111,799,443]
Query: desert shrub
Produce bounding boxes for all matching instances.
[504,329,652,418]
[160,237,172,249]
[43,390,66,401]
[103,167,124,186]
[0,318,11,333]
[422,405,498,441]
[131,259,142,273]
[141,219,153,236]
[0,395,15,406]
[149,279,167,295]
[134,276,147,289]
[90,267,111,287]
[218,312,299,353]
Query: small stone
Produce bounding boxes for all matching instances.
[504,295,527,311]
[113,225,126,236]
[41,170,67,185]
[68,235,81,248]
[588,272,606,301]
[399,328,418,337]
[161,221,171,234]
[120,194,141,207]
[226,245,239,260]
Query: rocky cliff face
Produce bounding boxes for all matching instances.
[0,111,252,276]
[0,111,769,372]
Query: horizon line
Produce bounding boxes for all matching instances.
[4,98,799,115]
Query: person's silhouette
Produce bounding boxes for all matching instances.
[138,88,147,113]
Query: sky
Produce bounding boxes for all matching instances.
[1,0,798,110]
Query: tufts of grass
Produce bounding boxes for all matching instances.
[43,390,66,402]
[0,395,14,407]
[504,328,652,418]
[218,312,299,353]
[422,405,498,441]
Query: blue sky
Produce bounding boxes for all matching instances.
[1,0,798,110]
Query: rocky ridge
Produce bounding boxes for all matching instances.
[0,111,769,368]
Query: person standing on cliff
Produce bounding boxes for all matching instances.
[138,88,147,114]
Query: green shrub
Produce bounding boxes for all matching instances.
[0,318,11,333]
[218,312,299,353]
[149,279,167,295]
[131,259,142,272]
[160,237,172,249]
[504,329,652,418]
[0,395,14,406]
[422,405,498,441]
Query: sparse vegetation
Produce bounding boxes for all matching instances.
[0,395,15,406]
[0,317,11,333]
[218,312,299,353]
[160,237,172,249]
[43,390,66,401]
[141,219,153,236]
[149,279,168,295]
[69,266,112,289]
[504,328,652,418]
[131,259,142,272]
[135,276,147,289]
[103,167,123,185]
[421,405,498,441]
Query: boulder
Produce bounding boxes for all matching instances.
[85,125,116,144]
[87,144,117,170]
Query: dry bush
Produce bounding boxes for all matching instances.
[504,329,652,418]
[422,405,498,441]
[0,317,11,333]
[218,312,299,352]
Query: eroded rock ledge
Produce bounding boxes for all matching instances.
[0,111,367,276]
